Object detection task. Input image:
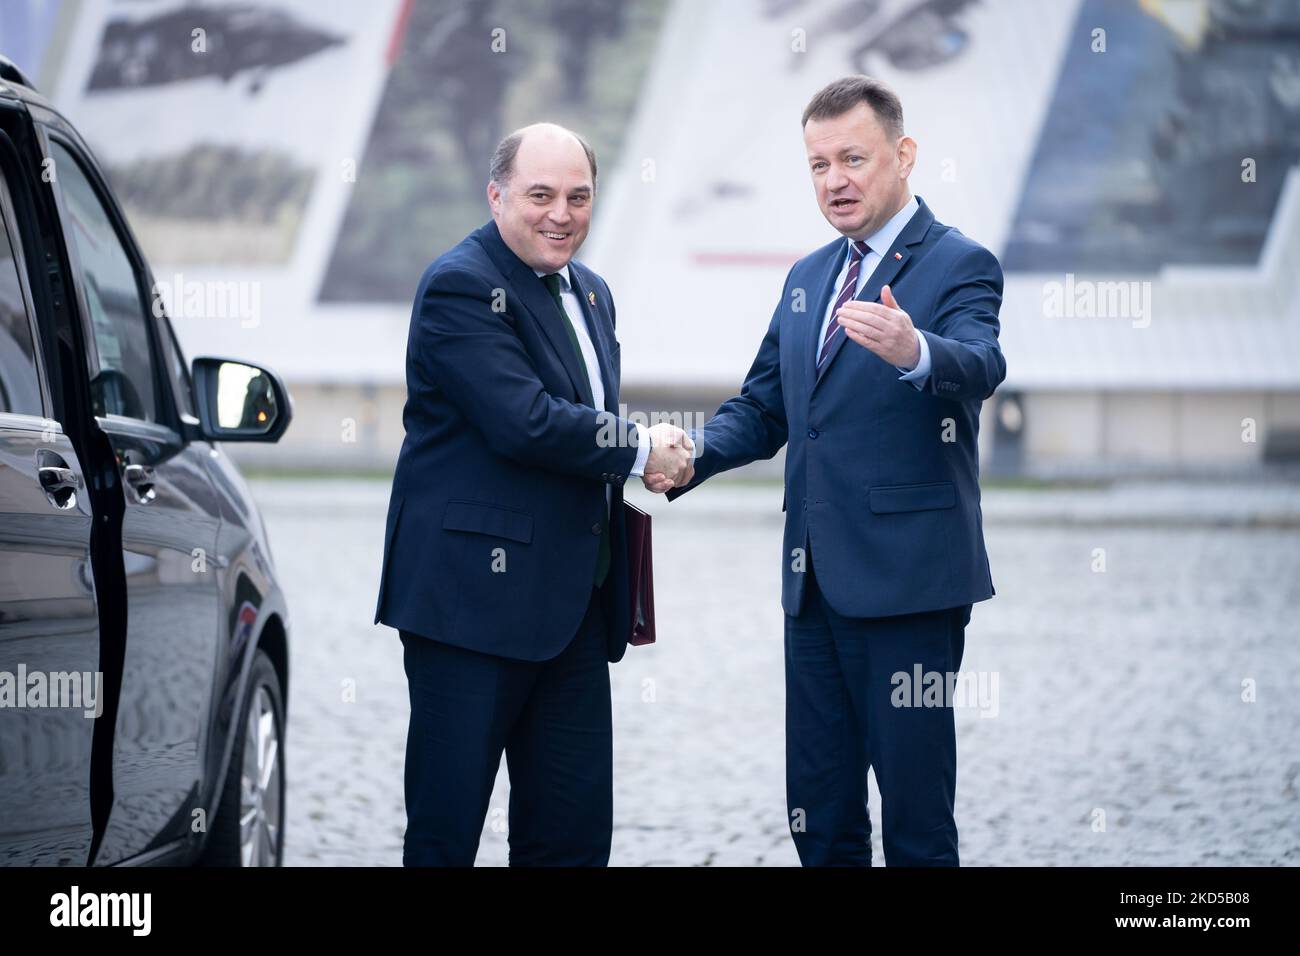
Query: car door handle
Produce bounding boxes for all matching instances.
[39,465,77,490]
[123,463,157,504]
[37,461,80,511]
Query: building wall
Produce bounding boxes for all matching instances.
[222,382,1300,478]
[1020,391,1300,474]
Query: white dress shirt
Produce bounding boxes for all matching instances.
[816,194,931,388]
[535,265,651,478]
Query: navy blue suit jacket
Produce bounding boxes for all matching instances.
[668,196,1005,618]
[375,220,639,663]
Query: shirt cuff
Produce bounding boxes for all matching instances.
[628,423,652,478]
[896,329,931,388]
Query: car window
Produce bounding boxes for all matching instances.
[0,191,42,417]
[159,315,195,419]
[50,140,158,423]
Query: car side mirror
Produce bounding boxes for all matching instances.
[191,357,293,443]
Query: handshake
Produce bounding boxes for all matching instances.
[641,422,695,494]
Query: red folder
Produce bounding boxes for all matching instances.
[623,502,655,646]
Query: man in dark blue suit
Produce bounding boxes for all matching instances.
[661,76,1006,865]
[375,123,693,866]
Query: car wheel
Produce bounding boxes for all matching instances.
[199,649,285,866]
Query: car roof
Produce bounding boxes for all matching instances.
[0,54,55,110]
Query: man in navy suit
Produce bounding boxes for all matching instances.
[660,76,1006,865]
[375,123,693,866]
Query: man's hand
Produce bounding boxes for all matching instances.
[835,284,920,369]
[642,422,695,493]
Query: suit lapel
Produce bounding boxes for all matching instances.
[477,221,592,404]
[811,199,935,393]
[567,267,618,413]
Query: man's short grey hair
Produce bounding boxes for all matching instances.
[802,75,904,140]
[488,126,599,192]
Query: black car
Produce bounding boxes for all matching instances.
[0,57,292,866]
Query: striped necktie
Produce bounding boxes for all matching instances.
[817,239,870,373]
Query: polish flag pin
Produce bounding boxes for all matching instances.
[894,252,903,260]
[588,291,597,306]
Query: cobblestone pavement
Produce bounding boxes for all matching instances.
[253,479,1300,866]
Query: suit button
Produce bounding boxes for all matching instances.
[808,428,819,439]
[591,522,602,535]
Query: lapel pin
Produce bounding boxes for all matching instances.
[894,252,903,260]
[588,290,597,306]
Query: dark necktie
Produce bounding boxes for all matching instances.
[817,239,871,373]
[541,272,610,587]
[541,272,593,407]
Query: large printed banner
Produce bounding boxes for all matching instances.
[4,0,1296,387]
[22,0,669,381]
[1006,0,1300,272]
[50,0,401,273]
